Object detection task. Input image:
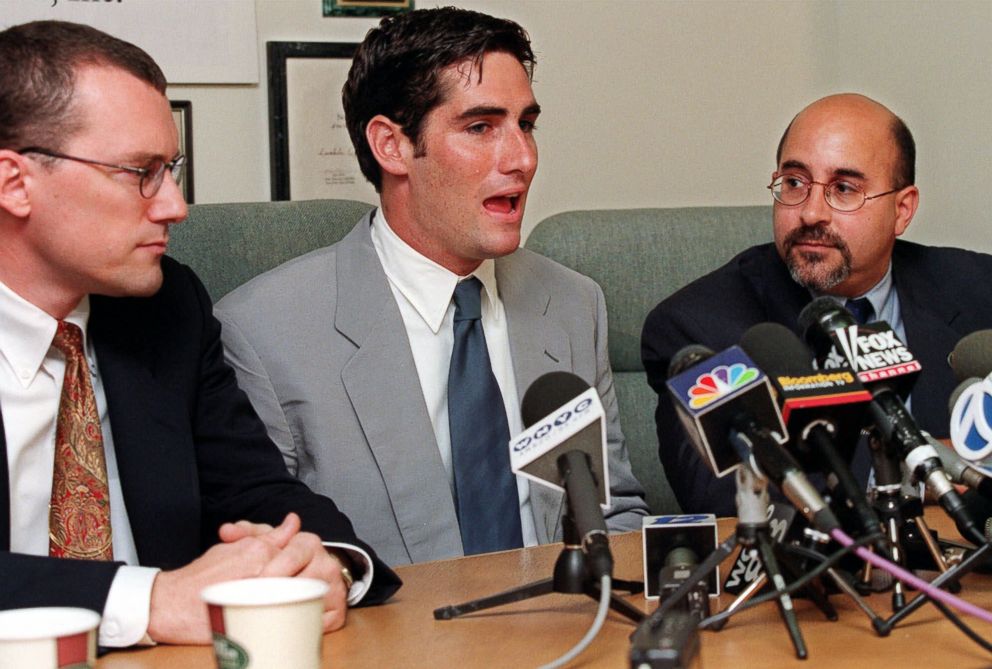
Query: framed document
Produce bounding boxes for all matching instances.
[267,41,376,203]
[169,100,194,204]
[322,0,413,18]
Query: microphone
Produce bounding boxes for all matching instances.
[800,297,921,400]
[949,376,992,469]
[738,322,880,539]
[656,543,710,622]
[642,514,718,601]
[664,344,787,479]
[632,518,708,669]
[930,431,992,500]
[798,297,985,545]
[949,329,992,382]
[628,609,700,669]
[666,344,841,532]
[512,372,612,578]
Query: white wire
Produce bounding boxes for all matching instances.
[538,575,613,669]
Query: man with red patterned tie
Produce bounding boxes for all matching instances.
[0,20,399,648]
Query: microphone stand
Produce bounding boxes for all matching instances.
[633,464,818,660]
[708,464,823,659]
[861,431,956,610]
[781,527,885,629]
[875,539,992,635]
[433,511,645,623]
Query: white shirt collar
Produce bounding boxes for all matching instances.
[0,280,90,388]
[370,208,500,334]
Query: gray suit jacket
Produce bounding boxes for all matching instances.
[215,213,647,566]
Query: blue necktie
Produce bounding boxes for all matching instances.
[448,278,523,554]
[845,297,875,325]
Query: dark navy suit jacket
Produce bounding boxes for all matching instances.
[642,241,992,516]
[0,258,401,613]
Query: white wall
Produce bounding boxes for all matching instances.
[167,0,992,252]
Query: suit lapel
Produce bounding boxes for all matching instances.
[497,253,567,543]
[336,217,462,562]
[892,247,961,433]
[89,301,202,568]
[0,306,192,558]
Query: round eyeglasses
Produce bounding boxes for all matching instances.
[16,147,185,199]
[768,174,899,213]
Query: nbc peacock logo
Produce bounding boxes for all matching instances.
[687,363,759,408]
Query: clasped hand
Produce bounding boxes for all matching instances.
[148,512,349,644]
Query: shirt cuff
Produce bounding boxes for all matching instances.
[323,542,373,606]
[99,565,161,647]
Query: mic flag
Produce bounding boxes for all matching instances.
[723,502,798,596]
[951,376,992,468]
[800,297,920,400]
[510,376,610,509]
[739,321,872,465]
[641,514,719,599]
[665,345,787,478]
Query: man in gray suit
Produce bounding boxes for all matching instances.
[216,7,648,566]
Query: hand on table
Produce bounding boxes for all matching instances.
[148,513,349,644]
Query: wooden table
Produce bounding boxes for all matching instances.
[99,515,992,668]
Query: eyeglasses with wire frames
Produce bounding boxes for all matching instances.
[16,147,186,199]
[767,174,901,213]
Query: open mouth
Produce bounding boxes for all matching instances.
[483,193,520,215]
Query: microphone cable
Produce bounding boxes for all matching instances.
[538,575,612,669]
[831,527,992,624]
[698,529,992,655]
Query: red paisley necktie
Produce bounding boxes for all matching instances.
[48,321,113,560]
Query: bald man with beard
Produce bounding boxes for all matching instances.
[641,93,992,516]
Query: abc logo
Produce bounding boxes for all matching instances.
[951,378,992,462]
[511,397,593,453]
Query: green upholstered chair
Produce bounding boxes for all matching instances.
[525,206,772,514]
[167,198,374,301]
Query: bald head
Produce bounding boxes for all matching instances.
[776,94,915,189]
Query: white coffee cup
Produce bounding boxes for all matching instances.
[201,577,329,669]
[0,606,100,668]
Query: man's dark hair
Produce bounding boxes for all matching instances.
[343,7,535,192]
[775,105,916,189]
[0,20,166,151]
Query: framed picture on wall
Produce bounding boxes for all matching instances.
[267,41,377,203]
[322,0,413,18]
[169,99,195,203]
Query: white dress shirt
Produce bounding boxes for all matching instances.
[0,279,373,647]
[370,209,539,547]
[0,281,156,647]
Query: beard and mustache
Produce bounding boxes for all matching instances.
[782,225,853,292]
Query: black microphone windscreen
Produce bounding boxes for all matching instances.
[798,296,855,336]
[520,371,591,428]
[667,344,715,378]
[949,330,992,382]
[739,322,813,377]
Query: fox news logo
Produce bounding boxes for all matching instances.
[821,325,920,379]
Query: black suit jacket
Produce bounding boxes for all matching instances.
[0,258,401,613]
[641,240,992,515]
